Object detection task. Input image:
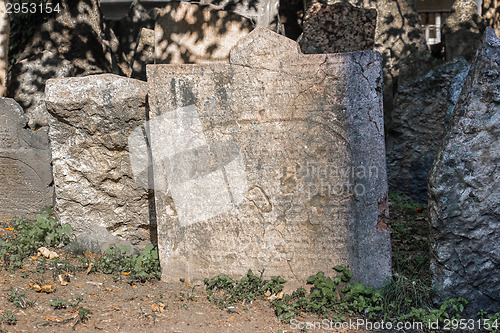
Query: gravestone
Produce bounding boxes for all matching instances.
[299,2,377,54]
[0,98,53,221]
[145,27,391,287]
[386,58,470,202]
[155,1,253,65]
[428,28,500,316]
[45,74,153,252]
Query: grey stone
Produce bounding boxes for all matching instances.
[146,27,391,288]
[428,27,500,316]
[8,51,75,129]
[131,28,154,81]
[45,74,153,252]
[0,98,53,221]
[387,58,470,202]
[299,2,377,54]
[443,0,487,61]
[155,1,254,64]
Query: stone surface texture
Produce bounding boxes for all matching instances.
[147,27,391,288]
[428,28,500,316]
[45,74,152,252]
[0,98,53,220]
[386,58,470,202]
[131,28,155,81]
[8,51,75,129]
[443,0,486,61]
[155,1,254,64]
[299,2,377,54]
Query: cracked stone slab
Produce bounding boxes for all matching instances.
[428,27,500,317]
[147,27,391,287]
[45,74,153,252]
[0,98,54,221]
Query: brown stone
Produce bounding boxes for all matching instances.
[146,27,391,288]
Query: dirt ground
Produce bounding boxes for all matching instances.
[0,250,376,333]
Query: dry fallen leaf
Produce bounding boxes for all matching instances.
[33,283,56,293]
[38,247,59,260]
[4,227,14,231]
[86,262,94,275]
[266,291,283,301]
[151,302,165,313]
[58,274,69,286]
[123,271,131,276]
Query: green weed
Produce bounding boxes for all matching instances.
[1,311,17,325]
[0,207,73,270]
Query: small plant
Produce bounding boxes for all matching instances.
[50,298,68,309]
[272,266,383,323]
[204,270,286,309]
[2,311,17,325]
[0,207,73,270]
[6,287,30,309]
[96,243,161,282]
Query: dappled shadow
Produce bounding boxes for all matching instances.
[155,1,254,64]
[15,0,118,76]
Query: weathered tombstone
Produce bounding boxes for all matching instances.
[45,74,153,252]
[443,0,486,61]
[146,27,391,287]
[299,2,377,54]
[386,58,470,202]
[155,1,254,65]
[428,27,500,316]
[131,28,154,81]
[0,98,53,221]
[8,51,75,129]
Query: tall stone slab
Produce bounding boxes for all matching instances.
[155,1,254,65]
[45,74,153,252]
[429,28,500,316]
[387,58,470,202]
[146,27,391,287]
[0,98,53,221]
